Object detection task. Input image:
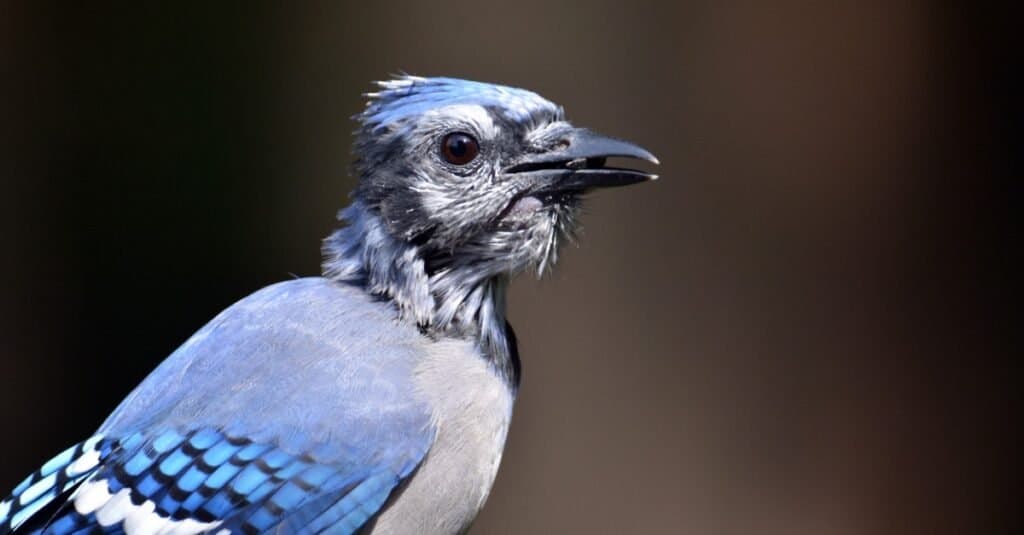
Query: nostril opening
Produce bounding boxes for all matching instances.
[553,139,571,150]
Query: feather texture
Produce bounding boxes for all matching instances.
[3,278,435,534]
[3,75,654,534]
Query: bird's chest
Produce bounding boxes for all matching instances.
[369,339,514,534]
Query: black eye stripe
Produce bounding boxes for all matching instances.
[441,132,480,165]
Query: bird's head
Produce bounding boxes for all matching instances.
[348,76,658,277]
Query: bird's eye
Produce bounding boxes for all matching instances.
[441,132,479,165]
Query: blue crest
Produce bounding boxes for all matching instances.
[360,75,563,130]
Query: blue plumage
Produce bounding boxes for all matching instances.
[3,279,433,534]
[2,76,657,534]
[1,436,117,532]
[362,76,562,130]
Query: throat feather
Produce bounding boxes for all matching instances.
[322,201,516,384]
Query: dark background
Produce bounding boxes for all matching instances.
[1,2,1015,534]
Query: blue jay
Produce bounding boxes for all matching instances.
[1,76,658,534]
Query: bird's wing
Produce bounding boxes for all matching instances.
[9,427,426,534]
[1,278,436,534]
[0,436,117,532]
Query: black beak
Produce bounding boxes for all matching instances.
[504,128,659,191]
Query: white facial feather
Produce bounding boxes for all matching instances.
[421,104,499,140]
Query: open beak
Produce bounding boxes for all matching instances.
[504,128,659,192]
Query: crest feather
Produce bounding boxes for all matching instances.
[358,75,563,130]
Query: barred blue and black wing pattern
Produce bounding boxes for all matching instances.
[0,436,117,532]
[31,427,425,534]
[4,278,438,534]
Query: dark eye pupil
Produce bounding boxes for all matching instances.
[449,137,468,156]
[442,133,479,165]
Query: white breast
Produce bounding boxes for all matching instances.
[369,338,515,534]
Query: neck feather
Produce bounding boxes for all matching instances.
[322,201,518,386]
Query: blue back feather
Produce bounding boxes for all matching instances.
[2,278,436,534]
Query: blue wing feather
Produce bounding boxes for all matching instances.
[38,428,416,533]
[3,278,436,533]
[0,436,118,533]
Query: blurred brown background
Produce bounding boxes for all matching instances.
[0,2,1015,534]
